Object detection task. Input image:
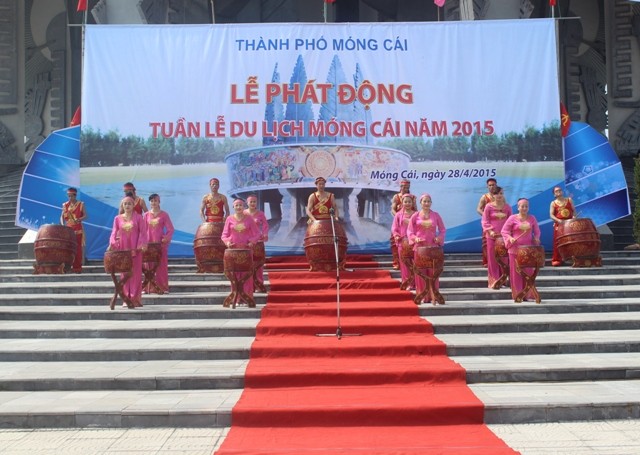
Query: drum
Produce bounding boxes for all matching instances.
[413,245,444,269]
[400,238,414,259]
[494,237,508,258]
[224,248,253,273]
[304,219,348,271]
[515,245,545,269]
[33,224,77,274]
[193,222,226,273]
[143,242,163,263]
[252,242,266,267]
[556,218,602,267]
[104,250,133,274]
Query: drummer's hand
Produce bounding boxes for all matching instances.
[248,242,253,247]
[534,238,540,245]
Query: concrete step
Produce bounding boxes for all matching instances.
[438,329,640,356]
[0,318,259,339]
[0,359,247,391]
[0,337,254,362]
[455,352,640,383]
[0,292,268,307]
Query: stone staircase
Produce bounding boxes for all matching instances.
[0,167,27,260]
[0,253,639,429]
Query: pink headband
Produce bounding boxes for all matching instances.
[210,178,219,185]
[121,196,135,205]
[233,199,245,205]
[420,193,431,203]
[247,195,257,202]
[402,193,416,200]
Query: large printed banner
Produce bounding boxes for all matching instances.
[78,20,565,259]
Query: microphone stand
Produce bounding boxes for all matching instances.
[316,208,361,340]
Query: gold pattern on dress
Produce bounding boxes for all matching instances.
[421,219,433,229]
[233,222,246,233]
[318,205,329,214]
[121,220,133,233]
[149,218,159,228]
[494,210,507,220]
[519,222,530,232]
[559,208,570,218]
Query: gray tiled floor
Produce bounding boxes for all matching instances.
[0,421,639,454]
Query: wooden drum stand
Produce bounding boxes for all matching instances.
[515,245,545,304]
[142,242,163,294]
[223,248,255,309]
[413,245,445,305]
[104,250,134,309]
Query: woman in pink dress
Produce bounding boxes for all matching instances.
[501,198,541,302]
[244,194,269,291]
[391,193,417,290]
[407,193,446,304]
[143,194,175,294]
[108,196,148,309]
[221,199,261,301]
[482,186,512,289]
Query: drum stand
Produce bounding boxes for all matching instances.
[493,251,509,290]
[252,264,267,293]
[142,258,164,295]
[317,209,361,340]
[224,270,255,309]
[515,264,542,304]
[109,271,134,310]
[413,259,445,305]
[399,252,415,290]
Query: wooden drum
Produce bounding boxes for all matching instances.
[515,245,545,269]
[223,248,253,273]
[104,250,133,274]
[193,222,226,273]
[556,218,602,267]
[304,219,348,272]
[400,238,414,259]
[33,224,77,274]
[252,242,266,268]
[143,242,163,264]
[494,237,508,258]
[413,245,444,270]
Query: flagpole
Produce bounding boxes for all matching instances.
[211,0,216,23]
[323,1,327,23]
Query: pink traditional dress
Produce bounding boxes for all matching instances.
[501,214,541,301]
[143,210,175,293]
[479,192,493,267]
[221,214,261,298]
[109,212,148,307]
[407,210,446,303]
[61,199,86,273]
[391,208,416,289]
[245,208,269,287]
[482,202,512,289]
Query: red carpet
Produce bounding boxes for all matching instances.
[215,257,518,455]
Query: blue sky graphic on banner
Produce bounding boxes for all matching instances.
[563,122,630,225]
[79,20,566,259]
[16,126,81,230]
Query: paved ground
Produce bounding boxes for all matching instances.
[0,421,639,454]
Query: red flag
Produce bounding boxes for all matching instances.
[549,0,556,6]
[70,106,81,127]
[434,0,445,6]
[77,0,87,12]
[560,102,570,137]
[324,0,336,3]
